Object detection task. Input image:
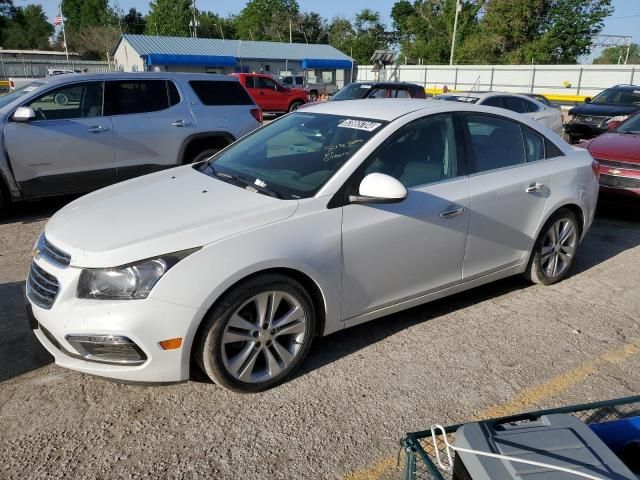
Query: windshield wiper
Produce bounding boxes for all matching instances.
[209,168,282,199]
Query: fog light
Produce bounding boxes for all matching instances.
[65,335,147,365]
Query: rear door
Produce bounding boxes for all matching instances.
[106,79,195,180]
[4,80,115,197]
[460,113,551,279]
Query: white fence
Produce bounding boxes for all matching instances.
[356,64,639,98]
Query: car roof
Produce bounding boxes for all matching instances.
[349,81,421,88]
[34,71,237,86]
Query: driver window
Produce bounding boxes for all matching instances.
[27,82,103,120]
[364,114,459,188]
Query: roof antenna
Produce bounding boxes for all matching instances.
[465,75,480,102]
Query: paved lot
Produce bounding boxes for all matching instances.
[1,195,639,480]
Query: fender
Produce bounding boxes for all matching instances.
[177,132,236,164]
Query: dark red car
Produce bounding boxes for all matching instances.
[578,113,640,196]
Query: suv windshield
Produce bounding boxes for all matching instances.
[615,114,640,134]
[331,83,372,101]
[0,82,45,109]
[590,87,640,106]
[198,112,385,199]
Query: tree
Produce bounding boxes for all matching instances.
[122,7,145,34]
[145,0,192,37]
[2,4,54,50]
[196,11,237,39]
[235,0,299,41]
[61,0,110,29]
[327,10,388,64]
[594,44,640,65]
[391,0,483,64]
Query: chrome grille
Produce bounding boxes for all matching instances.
[575,115,606,125]
[27,262,60,309]
[599,174,640,189]
[595,158,640,171]
[43,237,71,267]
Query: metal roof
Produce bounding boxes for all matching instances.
[117,34,353,63]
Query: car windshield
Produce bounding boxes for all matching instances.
[0,82,45,109]
[331,83,372,101]
[615,113,640,134]
[590,88,640,106]
[435,95,479,103]
[198,112,385,199]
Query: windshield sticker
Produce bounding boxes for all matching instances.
[337,119,382,131]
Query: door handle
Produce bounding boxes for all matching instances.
[439,206,466,219]
[87,125,109,133]
[171,120,192,127]
[525,182,545,193]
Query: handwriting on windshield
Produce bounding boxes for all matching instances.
[322,138,365,162]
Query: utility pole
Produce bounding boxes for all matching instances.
[191,0,198,38]
[289,19,292,43]
[58,2,69,61]
[449,0,461,66]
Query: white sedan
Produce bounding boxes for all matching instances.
[27,99,598,392]
[434,91,564,135]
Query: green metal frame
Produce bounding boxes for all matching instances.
[401,395,640,480]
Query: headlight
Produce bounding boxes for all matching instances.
[77,248,199,300]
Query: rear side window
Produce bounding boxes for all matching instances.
[189,80,254,106]
[522,127,544,162]
[168,81,180,106]
[464,114,526,172]
[545,139,565,158]
[523,98,540,112]
[105,80,172,115]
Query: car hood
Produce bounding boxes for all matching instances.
[588,132,640,162]
[45,165,299,268]
[569,103,639,117]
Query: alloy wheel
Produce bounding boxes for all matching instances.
[540,218,577,279]
[220,291,308,383]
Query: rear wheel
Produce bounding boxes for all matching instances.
[195,274,316,393]
[309,91,318,102]
[289,101,304,112]
[524,209,580,285]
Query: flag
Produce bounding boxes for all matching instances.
[54,15,63,26]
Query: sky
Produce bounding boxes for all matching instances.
[20,0,640,52]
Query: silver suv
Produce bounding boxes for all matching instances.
[0,72,261,210]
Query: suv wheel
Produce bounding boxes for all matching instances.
[289,101,303,112]
[195,274,315,393]
[524,208,580,285]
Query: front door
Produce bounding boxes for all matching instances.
[460,113,551,279]
[105,79,195,181]
[340,114,470,320]
[255,76,280,111]
[4,81,115,197]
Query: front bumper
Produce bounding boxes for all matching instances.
[27,256,205,383]
[564,122,607,140]
[598,164,640,197]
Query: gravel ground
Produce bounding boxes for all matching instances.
[1,194,639,480]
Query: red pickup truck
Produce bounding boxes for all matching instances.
[231,73,309,113]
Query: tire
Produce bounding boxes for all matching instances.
[524,208,580,286]
[309,91,318,102]
[194,274,316,393]
[190,148,221,164]
[289,101,304,112]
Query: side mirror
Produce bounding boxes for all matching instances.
[12,106,36,122]
[349,173,407,204]
[584,97,592,104]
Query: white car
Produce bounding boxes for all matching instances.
[435,91,564,135]
[27,99,599,392]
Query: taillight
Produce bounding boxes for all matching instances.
[250,108,262,123]
[591,159,600,178]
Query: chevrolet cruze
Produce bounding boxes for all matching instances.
[26,99,599,393]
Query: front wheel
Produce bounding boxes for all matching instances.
[524,209,580,285]
[195,274,316,393]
